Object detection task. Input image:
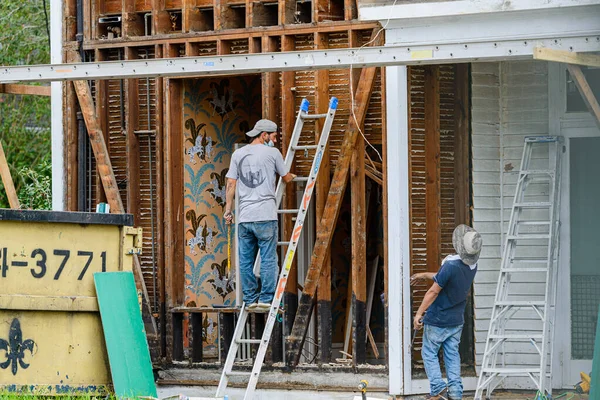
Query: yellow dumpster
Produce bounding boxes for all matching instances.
[0,209,141,394]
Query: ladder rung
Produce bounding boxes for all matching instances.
[301,113,328,120]
[517,221,551,226]
[481,368,547,374]
[513,202,552,208]
[520,169,554,176]
[278,209,299,214]
[525,136,560,143]
[226,371,252,377]
[293,177,310,182]
[278,241,290,246]
[507,234,550,240]
[293,145,318,151]
[502,268,548,273]
[510,258,548,263]
[237,338,262,344]
[489,334,544,340]
[496,301,546,306]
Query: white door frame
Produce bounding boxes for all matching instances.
[549,61,599,388]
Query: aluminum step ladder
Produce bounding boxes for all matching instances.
[475,136,563,399]
[215,97,338,400]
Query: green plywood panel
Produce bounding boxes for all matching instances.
[94,271,157,399]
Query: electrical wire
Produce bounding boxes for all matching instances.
[42,0,50,48]
[348,0,400,163]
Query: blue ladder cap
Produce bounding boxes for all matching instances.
[301,99,310,112]
[329,97,338,110]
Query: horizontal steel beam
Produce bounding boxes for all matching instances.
[1,35,599,83]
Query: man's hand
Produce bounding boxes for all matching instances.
[282,173,297,184]
[224,210,233,225]
[413,313,424,330]
[410,272,426,285]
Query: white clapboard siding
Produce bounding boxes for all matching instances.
[471,60,550,390]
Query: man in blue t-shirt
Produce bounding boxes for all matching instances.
[411,225,482,400]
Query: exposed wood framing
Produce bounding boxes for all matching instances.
[65,0,77,42]
[533,47,600,68]
[71,53,157,336]
[154,0,172,35]
[95,49,108,204]
[155,43,167,355]
[314,32,332,364]
[81,21,380,50]
[0,84,51,96]
[286,32,383,368]
[125,47,141,226]
[164,52,185,361]
[72,79,124,212]
[567,64,600,130]
[278,0,295,25]
[281,35,298,351]
[66,79,79,211]
[351,134,367,366]
[424,66,441,273]
[123,0,144,37]
[0,141,20,209]
[261,36,280,122]
[344,0,357,21]
[454,64,471,227]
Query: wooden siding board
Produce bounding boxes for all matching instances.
[471,61,550,388]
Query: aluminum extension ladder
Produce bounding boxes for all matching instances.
[215,97,338,400]
[475,136,563,399]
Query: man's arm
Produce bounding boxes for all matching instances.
[414,282,442,329]
[410,272,436,285]
[274,152,296,183]
[224,178,236,224]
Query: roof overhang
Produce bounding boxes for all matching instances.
[359,2,600,51]
[358,0,600,22]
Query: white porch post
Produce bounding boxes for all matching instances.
[50,0,65,211]
[386,65,411,396]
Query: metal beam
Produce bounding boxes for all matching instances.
[1,36,599,83]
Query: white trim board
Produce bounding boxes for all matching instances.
[381,5,600,47]
[50,0,64,210]
[385,65,410,396]
[359,0,600,21]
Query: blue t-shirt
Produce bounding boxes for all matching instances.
[423,254,477,328]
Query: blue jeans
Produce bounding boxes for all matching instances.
[422,324,464,399]
[238,221,279,305]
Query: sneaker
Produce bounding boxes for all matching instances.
[254,302,271,312]
[246,303,258,311]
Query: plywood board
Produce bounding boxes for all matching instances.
[94,271,157,398]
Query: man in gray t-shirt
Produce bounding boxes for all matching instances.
[224,119,295,311]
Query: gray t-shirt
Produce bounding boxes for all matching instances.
[226,144,287,223]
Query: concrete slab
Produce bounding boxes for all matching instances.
[157,385,391,400]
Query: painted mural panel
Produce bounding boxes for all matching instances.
[183,76,261,354]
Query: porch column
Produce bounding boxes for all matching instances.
[385,65,410,395]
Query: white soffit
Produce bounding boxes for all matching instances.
[358,0,600,21]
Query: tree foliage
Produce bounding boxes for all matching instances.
[0,0,52,209]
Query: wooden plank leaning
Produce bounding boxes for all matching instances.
[285,31,383,368]
[70,53,158,335]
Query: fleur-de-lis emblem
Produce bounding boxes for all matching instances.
[0,318,36,375]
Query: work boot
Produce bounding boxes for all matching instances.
[425,388,448,400]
